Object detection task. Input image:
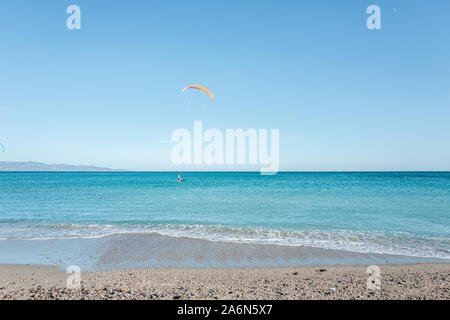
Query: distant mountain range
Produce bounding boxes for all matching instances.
[0,161,120,172]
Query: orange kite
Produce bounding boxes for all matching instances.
[182,84,214,101]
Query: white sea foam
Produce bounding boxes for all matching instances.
[0,223,449,260]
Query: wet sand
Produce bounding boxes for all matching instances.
[0,263,449,300]
[0,233,448,299]
[0,233,445,271]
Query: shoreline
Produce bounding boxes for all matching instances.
[0,233,447,272]
[1,263,448,300]
[1,233,448,299]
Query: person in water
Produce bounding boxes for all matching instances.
[177,174,185,182]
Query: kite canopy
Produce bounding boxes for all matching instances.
[182,84,214,101]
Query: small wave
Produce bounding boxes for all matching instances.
[0,223,449,259]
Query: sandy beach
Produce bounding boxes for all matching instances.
[1,263,448,300]
[0,233,448,299]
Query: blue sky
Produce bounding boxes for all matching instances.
[0,0,449,171]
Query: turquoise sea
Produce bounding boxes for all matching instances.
[0,172,449,259]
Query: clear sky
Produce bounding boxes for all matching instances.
[0,0,449,171]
